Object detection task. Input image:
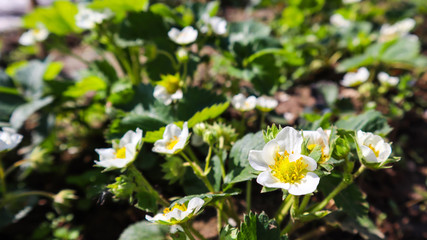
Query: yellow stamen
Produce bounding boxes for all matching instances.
[160,74,180,94]
[163,203,187,214]
[269,151,308,184]
[307,144,316,151]
[368,144,380,157]
[115,147,126,159]
[166,136,179,150]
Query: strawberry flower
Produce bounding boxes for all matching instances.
[249,127,320,195]
[95,128,143,170]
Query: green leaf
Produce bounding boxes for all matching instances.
[237,212,281,240]
[220,225,239,240]
[43,62,63,80]
[187,102,229,128]
[116,11,169,47]
[23,1,80,35]
[135,191,158,213]
[90,0,149,21]
[308,144,322,163]
[225,132,265,184]
[381,36,420,63]
[325,211,384,240]
[335,110,392,136]
[108,114,168,140]
[177,87,227,121]
[263,124,283,143]
[14,60,47,99]
[171,192,240,206]
[118,221,168,240]
[318,174,368,218]
[64,76,107,98]
[10,96,54,129]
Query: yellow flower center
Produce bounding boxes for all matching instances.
[166,136,179,150]
[307,144,328,164]
[269,151,308,184]
[368,144,380,157]
[163,203,187,214]
[160,74,180,94]
[115,147,127,159]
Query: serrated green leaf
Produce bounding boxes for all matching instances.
[118,221,168,240]
[263,124,282,143]
[237,212,281,240]
[187,102,229,128]
[335,110,392,136]
[225,132,264,184]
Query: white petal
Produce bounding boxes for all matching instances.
[257,171,289,189]
[275,127,303,154]
[248,150,269,171]
[288,172,320,195]
[289,154,317,171]
[360,145,379,163]
[186,197,204,213]
[163,123,181,140]
[95,148,115,161]
[262,140,279,166]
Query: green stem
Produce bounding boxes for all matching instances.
[130,47,141,85]
[1,190,55,207]
[281,220,294,235]
[180,152,215,192]
[5,159,26,177]
[189,223,207,240]
[275,194,293,225]
[182,61,188,84]
[311,165,366,213]
[0,156,7,195]
[186,147,202,168]
[217,149,226,181]
[157,49,178,71]
[291,195,299,219]
[260,112,266,130]
[204,145,213,174]
[353,165,366,179]
[128,165,169,206]
[298,194,312,214]
[217,201,224,233]
[246,180,252,213]
[311,180,349,213]
[181,223,196,240]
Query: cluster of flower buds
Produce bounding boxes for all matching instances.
[193,122,237,148]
